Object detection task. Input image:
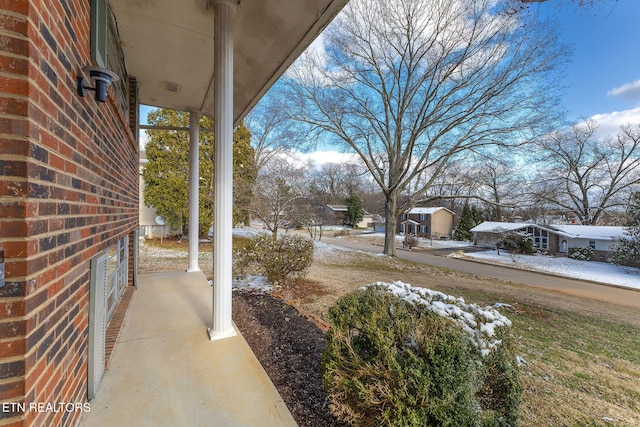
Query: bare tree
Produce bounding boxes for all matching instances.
[534,121,640,224]
[286,0,565,255]
[250,160,307,239]
[522,179,564,223]
[420,162,478,213]
[469,153,531,221]
[244,87,303,173]
[307,161,368,206]
[297,202,330,241]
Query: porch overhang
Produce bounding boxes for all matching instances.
[109,0,347,123]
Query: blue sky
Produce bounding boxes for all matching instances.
[536,0,640,130]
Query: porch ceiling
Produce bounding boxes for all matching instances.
[109,0,347,123]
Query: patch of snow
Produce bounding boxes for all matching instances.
[313,239,364,262]
[218,275,272,292]
[363,281,512,357]
[355,232,473,249]
[516,356,527,367]
[139,241,187,258]
[493,302,513,309]
[232,227,262,238]
[459,251,640,290]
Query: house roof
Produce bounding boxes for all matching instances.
[545,224,627,240]
[110,0,348,124]
[407,207,455,215]
[470,222,533,233]
[471,221,627,241]
[326,205,347,212]
[401,219,421,225]
[326,205,372,216]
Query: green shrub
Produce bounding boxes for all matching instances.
[233,233,313,286]
[322,282,521,427]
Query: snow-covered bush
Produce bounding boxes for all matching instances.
[233,234,313,286]
[322,282,521,427]
[570,245,593,261]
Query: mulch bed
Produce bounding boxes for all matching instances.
[232,291,346,427]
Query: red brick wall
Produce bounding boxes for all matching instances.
[0,1,138,425]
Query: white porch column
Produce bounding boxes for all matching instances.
[187,111,200,273]
[208,0,237,340]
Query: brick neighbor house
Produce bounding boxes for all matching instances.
[0,0,346,425]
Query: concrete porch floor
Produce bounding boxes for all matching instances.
[79,271,297,427]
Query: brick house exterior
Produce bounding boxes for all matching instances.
[397,207,455,239]
[0,1,138,426]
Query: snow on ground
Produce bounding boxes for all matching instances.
[232,226,263,238]
[453,250,640,290]
[313,238,372,260]
[231,276,272,292]
[355,232,473,249]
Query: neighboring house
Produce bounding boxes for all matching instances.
[139,152,180,239]
[372,216,387,233]
[324,204,372,228]
[324,204,349,225]
[359,213,375,229]
[471,221,627,259]
[0,1,346,426]
[398,207,455,239]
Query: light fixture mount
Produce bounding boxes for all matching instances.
[77,66,120,103]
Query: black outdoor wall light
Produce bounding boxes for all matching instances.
[77,66,120,103]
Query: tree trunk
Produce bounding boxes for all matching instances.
[383,190,398,256]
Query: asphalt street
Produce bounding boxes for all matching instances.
[322,236,640,310]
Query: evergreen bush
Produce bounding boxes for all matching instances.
[322,282,521,427]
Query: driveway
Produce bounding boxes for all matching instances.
[321,236,640,310]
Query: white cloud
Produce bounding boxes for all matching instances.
[268,149,361,169]
[290,150,361,167]
[139,130,149,151]
[607,79,640,101]
[590,107,640,138]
